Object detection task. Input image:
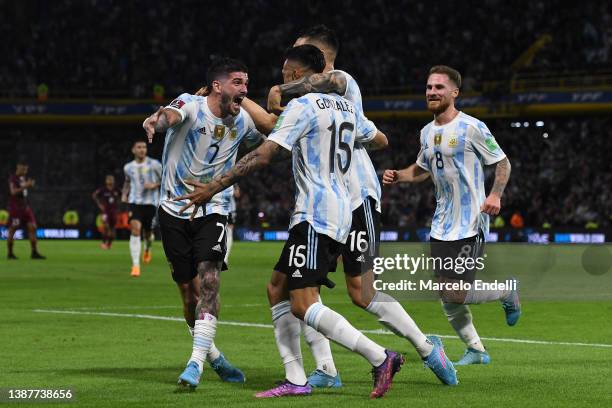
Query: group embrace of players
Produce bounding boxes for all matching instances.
[141,25,521,399]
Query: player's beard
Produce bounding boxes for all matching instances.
[221,92,240,116]
[427,97,451,115]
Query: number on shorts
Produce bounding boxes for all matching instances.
[348,230,368,253]
[216,222,225,242]
[458,244,472,258]
[288,244,306,268]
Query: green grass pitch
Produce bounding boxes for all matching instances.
[1,240,611,407]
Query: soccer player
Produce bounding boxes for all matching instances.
[383,65,521,365]
[6,159,44,260]
[92,174,121,249]
[142,57,261,388]
[224,185,240,264]
[177,45,403,399]
[121,140,162,276]
[246,26,457,387]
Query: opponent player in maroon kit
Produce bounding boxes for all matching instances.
[6,159,45,260]
[92,174,121,250]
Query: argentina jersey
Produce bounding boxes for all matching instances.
[160,93,263,219]
[332,69,381,212]
[124,158,162,205]
[416,112,506,241]
[267,93,377,243]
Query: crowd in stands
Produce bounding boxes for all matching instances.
[2,117,609,230]
[1,0,611,97]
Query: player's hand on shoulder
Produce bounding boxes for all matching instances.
[382,169,399,185]
[195,86,210,96]
[481,193,501,215]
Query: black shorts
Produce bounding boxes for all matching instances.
[158,208,228,283]
[274,222,340,291]
[227,211,237,225]
[330,197,380,277]
[430,230,485,283]
[129,204,156,230]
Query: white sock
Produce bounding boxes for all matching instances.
[129,235,141,267]
[300,320,337,376]
[464,286,511,304]
[189,313,217,371]
[206,342,222,363]
[305,302,386,367]
[442,302,485,352]
[271,301,307,385]
[366,292,433,358]
[188,325,221,362]
[224,226,233,264]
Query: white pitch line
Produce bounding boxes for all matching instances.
[32,309,612,349]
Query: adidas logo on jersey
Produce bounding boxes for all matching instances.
[212,244,223,253]
[292,270,302,278]
[356,255,366,262]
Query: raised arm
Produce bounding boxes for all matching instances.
[481,157,511,215]
[382,163,430,185]
[175,140,291,219]
[240,97,278,135]
[143,107,183,142]
[268,71,348,115]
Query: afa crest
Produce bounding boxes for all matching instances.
[229,128,238,140]
[213,125,225,140]
[434,133,442,145]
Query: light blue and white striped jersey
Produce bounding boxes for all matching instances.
[416,112,506,241]
[160,93,263,219]
[268,93,377,243]
[332,69,381,212]
[123,157,162,206]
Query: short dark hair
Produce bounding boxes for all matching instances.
[299,25,339,54]
[133,138,147,146]
[429,65,462,88]
[16,156,28,166]
[285,45,325,74]
[206,57,248,88]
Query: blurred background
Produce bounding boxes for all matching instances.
[1,0,611,243]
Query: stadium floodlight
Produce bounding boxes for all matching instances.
[536,121,544,127]
[543,132,549,138]
[523,122,530,127]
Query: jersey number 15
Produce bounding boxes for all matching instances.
[328,121,353,174]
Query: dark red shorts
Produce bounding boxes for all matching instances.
[8,206,36,228]
[102,211,118,228]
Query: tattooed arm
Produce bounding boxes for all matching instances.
[175,140,290,219]
[267,71,348,115]
[241,97,278,135]
[481,157,511,215]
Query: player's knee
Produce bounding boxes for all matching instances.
[440,289,463,304]
[348,289,369,309]
[197,262,220,291]
[290,302,307,321]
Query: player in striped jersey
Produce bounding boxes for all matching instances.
[256,25,457,388]
[383,65,521,365]
[177,45,402,399]
[122,141,162,276]
[143,58,262,389]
